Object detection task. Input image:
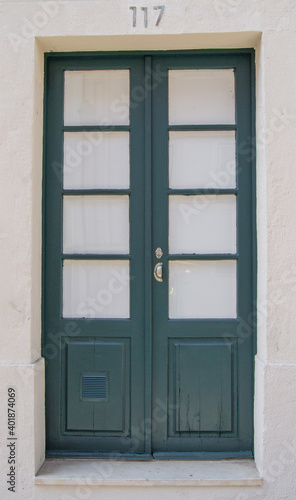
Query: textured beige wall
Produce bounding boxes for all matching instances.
[0,0,296,498]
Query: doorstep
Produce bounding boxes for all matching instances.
[35,459,263,487]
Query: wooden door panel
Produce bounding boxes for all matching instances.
[66,338,130,434]
[168,338,236,435]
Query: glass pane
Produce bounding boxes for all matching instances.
[63,260,130,318]
[169,260,237,319]
[169,195,236,254]
[63,196,129,254]
[169,131,236,189]
[64,70,129,126]
[63,132,129,189]
[169,70,235,125]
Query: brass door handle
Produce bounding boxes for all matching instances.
[154,262,163,282]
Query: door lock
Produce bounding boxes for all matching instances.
[155,247,163,259]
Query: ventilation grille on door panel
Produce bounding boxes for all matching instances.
[82,375,107,400]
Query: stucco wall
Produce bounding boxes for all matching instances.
[0,0,296,498]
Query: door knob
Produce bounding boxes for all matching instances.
[154,262,163,282]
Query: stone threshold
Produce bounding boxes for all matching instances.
[35,459,262,487]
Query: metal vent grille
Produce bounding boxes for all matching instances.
[82,375,107,400]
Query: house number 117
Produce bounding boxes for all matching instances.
[129,6,165,27]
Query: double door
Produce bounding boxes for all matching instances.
[43,52,255,458]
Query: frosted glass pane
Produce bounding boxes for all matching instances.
[63,260,130,318]
[169,70,235,125]
[169,131,236,189]
[64,70,129,125]
[169,195,236,254]
[169,260,237,319]
[63,196,129,254]
[63,132,129,189]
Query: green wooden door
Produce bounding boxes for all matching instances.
[151,54,255,457]
[43,51,255,458]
